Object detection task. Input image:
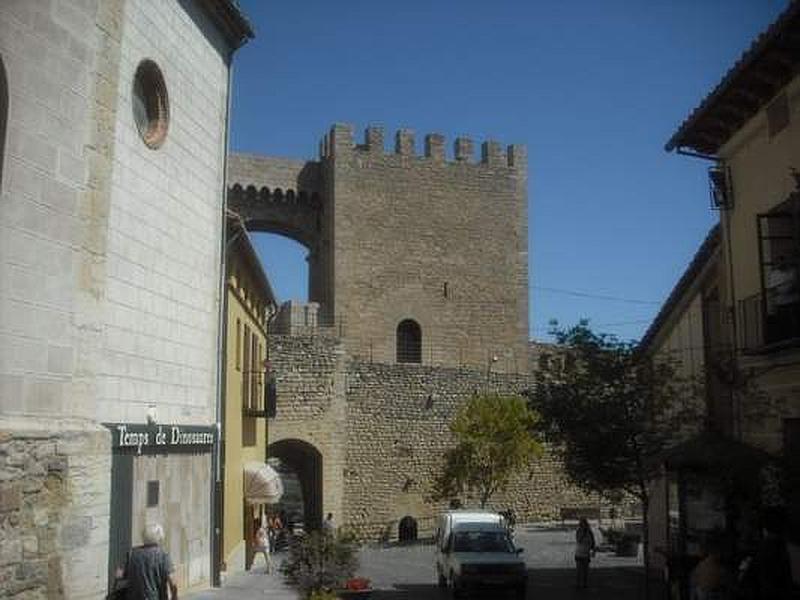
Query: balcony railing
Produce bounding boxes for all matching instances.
[738,288,800,353]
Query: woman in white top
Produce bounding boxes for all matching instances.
[253,520,273,574]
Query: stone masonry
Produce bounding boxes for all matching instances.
[229,123,529,373]
[0,419,111,599]
[267,334,608,542]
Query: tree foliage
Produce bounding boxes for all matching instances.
[527,321,700,500]
[527,321,702,596]
[431,393,543,508]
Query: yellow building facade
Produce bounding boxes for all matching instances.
[221,218,277,573]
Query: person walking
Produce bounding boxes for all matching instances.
[323,512,335,535]
[574,517,596,589]
[253,519,273,574]
[121,523,178,600]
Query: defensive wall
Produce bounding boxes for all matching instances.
[267,333,610,542]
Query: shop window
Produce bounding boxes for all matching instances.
[397,319,422,364]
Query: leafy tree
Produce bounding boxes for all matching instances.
[432,393,543,508]
[527,321,701,596]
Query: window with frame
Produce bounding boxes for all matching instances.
[396,319,422,364]
[235,319,241,370]
[242,325,251,407]
[756,194,800,347]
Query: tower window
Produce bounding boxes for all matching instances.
[397,319,422,364]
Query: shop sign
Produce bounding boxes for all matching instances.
[106,423,217,455]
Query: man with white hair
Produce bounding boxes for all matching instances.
[123,523,178,599]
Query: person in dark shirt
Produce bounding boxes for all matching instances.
[740,506,792,600]
[124,523,178,600]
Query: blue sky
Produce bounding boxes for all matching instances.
[230,0,788,342]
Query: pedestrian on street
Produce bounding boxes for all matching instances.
[691,537,733,600]
[253,519,273,574]
[574,517,596,589]
[323,512,335,535]
[739,506,793,599]
[121,523,178,600]
[268,512,283,552]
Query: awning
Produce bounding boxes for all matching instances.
[244,462,284,505]
[660,431,774,485]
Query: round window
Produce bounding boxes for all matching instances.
[132,60,169,149]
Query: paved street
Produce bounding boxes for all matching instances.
[187,522,655,599]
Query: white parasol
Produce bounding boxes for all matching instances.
[243,462,284,505]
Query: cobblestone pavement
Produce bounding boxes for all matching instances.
[186,522,656,599]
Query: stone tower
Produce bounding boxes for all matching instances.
[228,123,529,372]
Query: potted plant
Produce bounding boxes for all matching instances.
[281,530,360,599]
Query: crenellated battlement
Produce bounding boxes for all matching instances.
[227,182,321,207]
[318,123,526,170]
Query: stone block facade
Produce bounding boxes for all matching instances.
[0,0,252,595]
[267,335,609,542]
[228,123,529,374]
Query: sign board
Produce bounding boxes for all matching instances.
[105,423,217,455]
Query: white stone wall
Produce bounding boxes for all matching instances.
[99,0,230,425]
[0,0,101,418]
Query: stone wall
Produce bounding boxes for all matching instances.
[324,124,529,373]
[228,122,529,375]
[342,361,605,541]
[0,419,111,599]
[267,336,609,543]
[267,335,348,525]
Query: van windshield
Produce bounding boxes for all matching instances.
[453,530,514,553]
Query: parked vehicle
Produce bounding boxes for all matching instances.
[434,510,527,598]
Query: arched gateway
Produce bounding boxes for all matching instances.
[268,439,323,532]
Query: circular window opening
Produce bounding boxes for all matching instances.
[132,59,169,149]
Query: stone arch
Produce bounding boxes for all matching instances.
[0,55,7,190]
[398,515,418,542]
[268,438,323,531]
[397,319,422,363]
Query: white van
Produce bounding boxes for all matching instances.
[434,510,526,598]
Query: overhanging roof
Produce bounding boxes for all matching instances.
[666,1,800,155]
[198,0,254,50]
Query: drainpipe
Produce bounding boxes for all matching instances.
[211,51,235,589]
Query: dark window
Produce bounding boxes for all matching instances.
[0,56,6,190]
[243,325,251,407]
[235,319,241,371]
[767,93,790,139]
[146,481,159,507]
[755,197,800,347]
[396,319,422,363]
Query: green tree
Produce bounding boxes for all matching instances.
[432,393,543,508]
[527,321,701,596]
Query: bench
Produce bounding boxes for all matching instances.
[559,506,601,525]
